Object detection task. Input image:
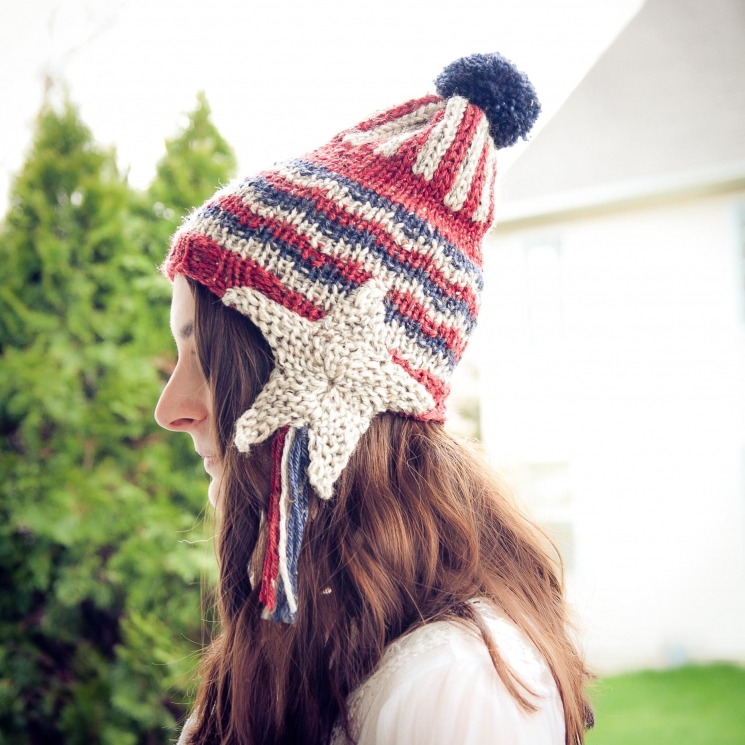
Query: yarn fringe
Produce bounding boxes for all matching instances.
[259,426,311,623]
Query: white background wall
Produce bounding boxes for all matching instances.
[479,189,745,673]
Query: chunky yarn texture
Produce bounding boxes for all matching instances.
[162,52,539,621]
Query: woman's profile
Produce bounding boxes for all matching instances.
[155,52,592,745]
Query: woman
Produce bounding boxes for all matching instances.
[155,53,592,744]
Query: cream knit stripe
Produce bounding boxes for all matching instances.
[198,211,471,354]
[374,127,424,157]
[444,114,489,212]
[273,164,483,296]
[342,100,444,147]
[277,428,298,615]
[202,192,476,341]
[473,142,497,223]
[412,96,469,182]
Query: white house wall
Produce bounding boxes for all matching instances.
[480,190,745,674]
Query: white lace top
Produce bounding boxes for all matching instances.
[178,605,565,745]
[330,604,565,744]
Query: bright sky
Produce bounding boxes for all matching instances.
[0,0,644,215]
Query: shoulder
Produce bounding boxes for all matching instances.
[333,603,565,745]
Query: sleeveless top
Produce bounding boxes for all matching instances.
[178,603,565,744]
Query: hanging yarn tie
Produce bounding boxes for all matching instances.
[259,426,311,623]
[273,427,311,623]
[259,426,288,615]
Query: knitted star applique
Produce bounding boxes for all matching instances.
[222,279,435,500]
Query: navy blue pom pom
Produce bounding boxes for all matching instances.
[434,53,541,149]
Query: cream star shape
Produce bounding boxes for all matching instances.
[222,278,435,500]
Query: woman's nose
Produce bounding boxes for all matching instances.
[154,360,209,432]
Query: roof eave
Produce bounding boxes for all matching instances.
[492,158,745,232]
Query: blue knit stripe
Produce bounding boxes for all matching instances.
[272,577,293,623]
[384,301,458,370]
[286,427,310,597]
[272,427,310,624]
[287,159,484,285]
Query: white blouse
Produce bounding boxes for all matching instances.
[178,605,565,745]
[331,605,565,745]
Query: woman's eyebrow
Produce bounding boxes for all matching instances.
[178,322,194,340]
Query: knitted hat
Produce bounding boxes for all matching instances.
[163,52,540,622]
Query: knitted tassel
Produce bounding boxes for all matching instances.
[273,427,310,623]
[260,427,311,623]
[259,426,289,615]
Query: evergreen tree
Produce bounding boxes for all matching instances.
[0,90,232,744]
[139,91,237,261]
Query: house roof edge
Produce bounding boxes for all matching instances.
[493,159,745,232]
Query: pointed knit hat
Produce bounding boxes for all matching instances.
[162,52,539,621]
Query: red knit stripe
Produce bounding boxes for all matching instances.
[387,288,468,359]
[259,427,289,612]
[428,105,484,204]
[390,352,448,422]
[353,94,442,133]
[168,231,326,322]
[263,172,480,319]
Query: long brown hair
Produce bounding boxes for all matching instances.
[184,278,591,744]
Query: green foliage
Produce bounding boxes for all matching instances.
[138,91,237,260]
[587,664,745,745]
[150,92,236,218]
[0,89,232,743]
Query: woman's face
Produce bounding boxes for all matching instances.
[155,274,222,507]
